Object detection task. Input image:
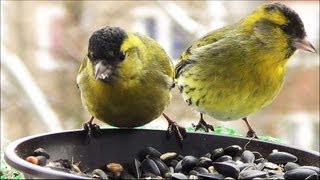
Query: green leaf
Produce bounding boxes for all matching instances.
[1,153,22,180]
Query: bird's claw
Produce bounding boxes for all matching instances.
[166,121,186,144]
[83,120,101,144]
[246,129,259,139]
[192,121,214,132]
[163,113,186,145]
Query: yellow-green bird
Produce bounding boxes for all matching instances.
[77,26,185,139]
[175,3,316,137]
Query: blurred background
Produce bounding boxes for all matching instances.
[1,1,319,151]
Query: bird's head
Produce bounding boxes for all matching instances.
[244,3,316,53]
[88,26,127,82]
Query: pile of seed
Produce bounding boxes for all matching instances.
[25,146,319,179]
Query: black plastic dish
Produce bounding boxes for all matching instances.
[5,129,320,179]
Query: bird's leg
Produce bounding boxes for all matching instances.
[242,117,258,139]
[163,113,186,143]
[83,116,101,143]
[192,113,214,132]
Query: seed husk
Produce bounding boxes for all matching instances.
[26,156,38,165]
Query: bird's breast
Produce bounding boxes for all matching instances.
[177,60,286,120]
[78,72,171,127]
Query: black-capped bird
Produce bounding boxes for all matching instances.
[77,26,185,141]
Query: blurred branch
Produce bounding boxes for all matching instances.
[157,1,207,38]
[1,46,63,132]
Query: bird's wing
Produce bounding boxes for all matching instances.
[174,59,196,78]
[78,55,89,74]
[175,26,231,79]
[76,55,89,88]
[132,33,175,88]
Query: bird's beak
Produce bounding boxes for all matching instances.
[293,37,317,53]
[94,61,114,81]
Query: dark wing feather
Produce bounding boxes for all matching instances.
[175,59,196,78]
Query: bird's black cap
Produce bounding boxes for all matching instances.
[88,26,127,61]
[265,3,306,39]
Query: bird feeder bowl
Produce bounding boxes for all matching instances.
[5,129,320,179]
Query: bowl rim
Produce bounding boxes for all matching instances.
[4,129,89,179]
[5,128,320,179]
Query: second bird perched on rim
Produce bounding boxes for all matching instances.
[175,3,316,137]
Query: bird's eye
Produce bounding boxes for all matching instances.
[119,51,126,61]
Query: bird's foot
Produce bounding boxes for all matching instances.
[242,117,258,139]
[163,113,186,144]
[83,117,101,144]
[246,129,259,139]
[167,121,187,143]
[192,118,214,132]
